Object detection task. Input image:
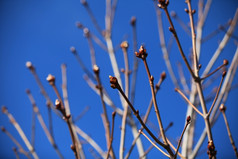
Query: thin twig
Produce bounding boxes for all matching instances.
[93,65,115,159]
[174,116,191,159]
[175,88,203,117]
[207,71,226,116]
[154,2,180,88]
[26,90,64,159]
[125,73,166,159]
[74,126,106,158]
[47,74,84,159]
[106,112,116,159]
[80,0,103,36]
[139,130,170,158]
[1,106,39,159]
[219,104,238,158]
[109,76,175,157]
[119,41,130,159]
[1,127,32,159]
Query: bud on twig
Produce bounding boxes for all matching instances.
[135,45,148,59]
[46,74,55,86]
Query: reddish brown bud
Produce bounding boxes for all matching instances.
[93,65,99,74]
[109,76,118,89]
[25,89,31,94]
[70,144,76,152]
[219,104,226,112]
[55,99,61,110]
[26,61,35,71]
[120,41,129,49]
[76,22,84,29]
[83,28,90,37]
[150,75,154,81]
[184,8,189,13]
[186,115,191,123]
[70,47,77,54]
[192,9,196,14]
[80,0,88,6]
[46,74,55,86]
[222,71,227,77]
[169,27,175,33]
[160,71,166,80]
[1,106,7,114]
[112,111,116,118]
[135,45,148,59]
[130,16,136,26]
[223,59,229,66]
[198,64,202,69]
[158,0,169,8]
[1,126,6,132]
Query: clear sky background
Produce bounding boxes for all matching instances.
[0,0,238,158]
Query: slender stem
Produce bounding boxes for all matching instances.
[12,147,20,159]
[163,7,195,79]
[70,47,96,81]
[1,106,39,159]
[142,58,168,147]
[139,130,170,158]
[94,66,115,159]
[220,105,238,158]
[175,88,203,117]
[119,42,130,159]
[207,72,226,116]
[106,112,116,159]
[125,75,166,159]
[81,1,103,36]
[154,3,179,88]
[130,16,139,105]
[202,9,238,78]
[110,77,175,157]
[191,48,238,158]
[1,127,32,159]
[26,90,64,159]
[174,117,191,159]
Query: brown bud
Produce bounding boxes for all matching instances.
[169,27,175,33]
[112,111,116,118]
[130,16,136,26]
[93,65,99,74]
[46,74,55,86]
[1,106,7,114]
[76,22,83,29]
[174,88,179,92]
[80,0,88,6]
[109,76,118,89]
[25,89,31,94]
[150,75,154,81]
[186,115,191,123]
[135,45,148,59]
[26,61,35,71]
[207,140,215,151]
[161,71,166,80]
[55,99,61,110]
[184,8,189,13]
[223,59,229,66]
[1,126,6,132]
[219,104,226,112]
[70,47,77,54]
[192,9,196,14]
[198,64,202,69]
[120,41,129,49]
[83,28,90,37]
[70,145,76,152]
[222,71,227,77]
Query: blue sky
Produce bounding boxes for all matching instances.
[0,0,238,158]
